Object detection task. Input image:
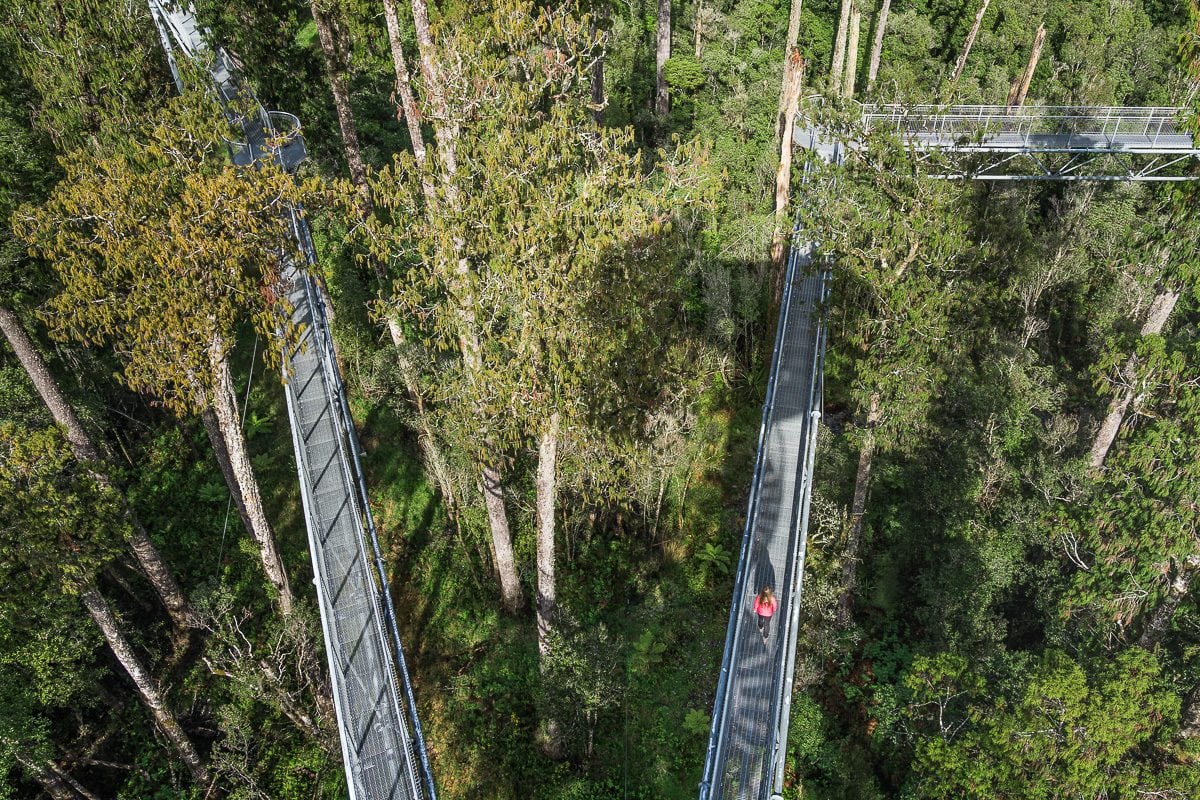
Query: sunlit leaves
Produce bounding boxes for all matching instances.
[359,0,713,487]
[909,649,1190,798]
[16,91,319,414]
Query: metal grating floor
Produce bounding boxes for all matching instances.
[703,240,828,800]
[282,268,425,800]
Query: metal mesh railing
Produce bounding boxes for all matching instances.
[862,104,1196,151]
[700,208,829,799]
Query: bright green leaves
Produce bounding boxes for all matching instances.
[1063,336,1200,630]
[0,424,124,596]
[0,0,170,150]
[909,649,1189,799]
[16,92,319,415]
[804,107,975,450]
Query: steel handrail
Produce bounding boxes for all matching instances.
[294,224,437,799]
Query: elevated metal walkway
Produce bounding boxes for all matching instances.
[798,103,1200,180]
[704,99,1199,800]
[699,237,829,800]
[147,4,435,798]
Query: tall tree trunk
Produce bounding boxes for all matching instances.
[865,0,891,93]
[377,1,462,511]
[830,0,853,85]
[311,3,371,212]
[841,2,862,98]
[0,307,197,632]
[693,0,704,59]
[80,586,208,784]
[591,14,606,125]
[1180,684,1200,739]
[1006,23,1046,109]
[949,0,991,87]
[534,412,563,759]
[837,393,880,628]
[655,0,671,116]
[1089,288,1179,470]
[409,0,459,177]
[1137,566,1189,649]
[382,0,427,169]
[482,464,525,612]
[44,763,100,800]
[535,412,560,659]
[775,0,804,141]
[10,753,81,800]
[409,0,522,613]
[208,339,294,616]
[385,329,458,512]
[770,49,805,301]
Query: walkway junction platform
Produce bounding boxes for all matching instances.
[797,103,1199,180]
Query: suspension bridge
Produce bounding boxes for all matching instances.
[147,4,434,799]
[142,6,1199,797]
[699,103,1198,800]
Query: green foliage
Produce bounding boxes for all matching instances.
[695,541,732,582]
[628,628,668,676]
[0,0,170,150]
[910,649,1192,798]
[17,91,321,414]
[663,55,706,92]
[0,423,125,594]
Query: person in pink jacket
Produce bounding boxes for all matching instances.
[754,586,777,640]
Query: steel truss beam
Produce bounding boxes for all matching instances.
[916,148,1198,181]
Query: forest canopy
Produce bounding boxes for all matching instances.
[1,0,1199,798]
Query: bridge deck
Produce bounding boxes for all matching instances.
[146,3,435,798]
[701,242,827,800]
[283,267,425,800]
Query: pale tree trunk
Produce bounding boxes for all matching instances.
[44,763,100,800]
[409,0,523,613]
[409,0,459,177]
[770,49,805,302]
[80,586,208,784]
[1006,23,1046,109]
[208,339,294,616]
[830,0,853,85]
[841,2,862,98]
[1089,288,1179,470]
[655,0,671,116]
[482,464,525,612]
[693,0,704,60]
[385,325,459,512]
[949,0,991,87]
[534,412,564,759]
[311,3,371,212]
[535,412,560,659]
[382,0,427,170]
[9,753,81,800]
[865,0,891,93]
[377,1,461,510]
[837,393,880,627]
[0,307,197,632]
[1180,684,1200,739]
[1137,565,1189,649]
[775,0,804,141]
